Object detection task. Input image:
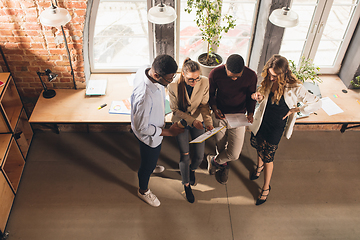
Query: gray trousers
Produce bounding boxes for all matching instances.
[176,126,205,185]
[212,113,246,165]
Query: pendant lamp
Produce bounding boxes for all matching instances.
[39,2,71,27]
[269,6,299,28]
[148,2,177,24]
[39,1,77,89]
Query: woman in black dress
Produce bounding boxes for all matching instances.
[249,54,321,205]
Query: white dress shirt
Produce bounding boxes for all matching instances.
[131,66,166,147]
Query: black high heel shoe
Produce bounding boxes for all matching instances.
[256,186,271,206]
[250,165,264,180]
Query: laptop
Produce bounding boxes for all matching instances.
[303,82,322,99]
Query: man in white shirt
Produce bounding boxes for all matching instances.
[131,54,184,207]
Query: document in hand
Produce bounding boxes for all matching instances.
[225,113,252,128]
[109,99,131,114]
[189,126,226,144]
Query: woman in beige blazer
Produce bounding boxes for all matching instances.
[249,54,321,205]
[168,58,213,203]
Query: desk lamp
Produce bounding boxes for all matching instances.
[37,69,58,98]
[39,0,77,89]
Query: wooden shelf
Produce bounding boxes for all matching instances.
[14,109,33,158]
[0,134,12,166]
[2,138,25,193]
[0,76,22,132]
[0,172,14,233]
[0,72,32,233]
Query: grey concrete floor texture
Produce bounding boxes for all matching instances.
[5,130,360,240]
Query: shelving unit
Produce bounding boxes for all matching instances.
[0,72,33,233]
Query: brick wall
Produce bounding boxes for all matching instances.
[0,0,87,108]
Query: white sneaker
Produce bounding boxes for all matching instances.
[138,189,161,207]
[153,165,165,173]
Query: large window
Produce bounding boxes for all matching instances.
[279,0,360,74]
[178,0,258,66]
[90,0,258,72]
[90,0,150,72]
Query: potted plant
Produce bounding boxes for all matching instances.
[289,57,322,84]
[350,75,360,88]
[289,57,322,119]
[185,0,236,76]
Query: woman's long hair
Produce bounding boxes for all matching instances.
[178,58,201,112]
[259,54,300,104]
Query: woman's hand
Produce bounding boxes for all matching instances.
[283,107,300,120]
[251,92,264,102]
[206,125,214,131]
[193,120,204,129]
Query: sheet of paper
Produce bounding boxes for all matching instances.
[225,113,252,128]
[189,126,225,144]
[108,99,131,114]
[321,97,344,116]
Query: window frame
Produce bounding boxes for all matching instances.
[89,0,155,73]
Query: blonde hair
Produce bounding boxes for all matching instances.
[259,54,300,104]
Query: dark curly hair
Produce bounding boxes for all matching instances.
[152,54,178,76]
[226,54,245,73]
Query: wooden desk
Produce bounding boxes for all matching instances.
[30,75,134,124]
[295,75,360,131]
[29,74,172,132]
[29,74,360,132]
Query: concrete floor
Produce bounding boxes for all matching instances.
[4,130,360,240]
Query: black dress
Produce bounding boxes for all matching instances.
[251,92,289,163]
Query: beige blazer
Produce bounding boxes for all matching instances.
[249,83,322,139]
[168,76,213,128]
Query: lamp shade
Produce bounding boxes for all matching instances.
[40,5,71,27]
[148,3,177,24]
[269,7,299,28]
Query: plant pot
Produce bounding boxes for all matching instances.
[197,53,223,78]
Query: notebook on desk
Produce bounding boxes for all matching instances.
[86,79,107,95]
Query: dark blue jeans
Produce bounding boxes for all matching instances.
[176,126,205,184]
[137,138,162,191]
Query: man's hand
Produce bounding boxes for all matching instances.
[161,123,184,136]
[213,108,225,119]
[246,113,254,123]
[193,120,203,130]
